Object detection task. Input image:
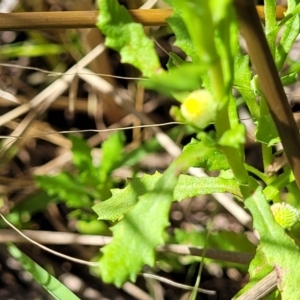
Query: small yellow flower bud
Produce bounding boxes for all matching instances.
[180,90,217,129]
[270,203,300,230]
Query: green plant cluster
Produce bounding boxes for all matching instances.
[95,1,300,299]
[5,0,300,299]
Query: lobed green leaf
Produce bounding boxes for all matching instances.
[70,135,93,170]
[142,63,204,96]
[240,185,300,299]
[165,7,199,62]
[98,171,177,286]
[97,0,160,77]
[98,142,214,286]
[99,132,125,182]
[93,173,241,222]
[35,173,93,208]
[275,14,300,70]
[233,52,260,119]
[93,172,161,222]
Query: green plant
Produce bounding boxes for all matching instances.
[7,244,80,300]
[90,0,300,299]
[5,0,300,299]
[34,133,126,234]
[3,126,194,299]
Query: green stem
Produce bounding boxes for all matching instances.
[234,0,300,193]
[259,95,282,202]
[210,61,249,185]
[264,0,276,56]
[260,96,273,170]
[263,169,293,201]
[287,181,300,206]
[180,1,251,188]
[208,61,227,105]
[245,164,270,184]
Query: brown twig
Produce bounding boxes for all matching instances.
[0,6,286,31]
[233,0,300,191]
[235,270,277,300]
[158,244,252,265]
[0,229,253,265]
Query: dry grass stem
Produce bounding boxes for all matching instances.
[0,214,99,267]
[235,270,277,300]
[0,229,253,265]
[122,282,153,300]
[0,44,105,128]
[141,273,216,295]
[0,7,286,31]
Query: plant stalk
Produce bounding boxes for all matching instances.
[264,0,277,56]
[0,6,286,31]
[233,0,300,191]
[210,60,249,185]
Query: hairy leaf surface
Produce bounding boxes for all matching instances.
[93,173,241,222]
[98,142,214,286]
[98,0,160,77]
[238,185,300,299]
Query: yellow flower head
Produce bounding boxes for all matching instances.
[180,89,217,129]
[271,202,300,230]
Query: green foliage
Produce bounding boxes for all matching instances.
[30,133,126,238]
[36,132,125,207]
[22,0,300,297]
[76,219,109,235]
[7,244,80,300]
[93,173,161,222]
[175,229,255,268]
[174,174,242,200]
[142,63,204,96]
[166,52,186,69]
[99,131,125,186]
[275,12,300,70]
[176,228,254,253]
[97,142,213,285]
[69,135,97,184]
[255,115,280,146]
[164,6,198,62]
[183,139,230,170]
[234,246,274,299]
[7,191,58,226]
[96,0,284,292]
[281,72,298,86]
[264,170,295,201]
[0,43,65,58]
[218,123,246,148]
[166,0,218,65]
[97,0,160,77]
[99,174,175,286]
[233,51,260,118]
[239,186,300,299]
[93,172,242,222]
[35,172,94,208]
